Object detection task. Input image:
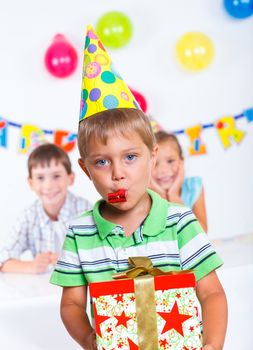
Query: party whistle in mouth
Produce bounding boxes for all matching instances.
[108,189,128,203]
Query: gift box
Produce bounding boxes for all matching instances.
[89,257,203,350]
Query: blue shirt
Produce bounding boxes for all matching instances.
[181,176,203,208]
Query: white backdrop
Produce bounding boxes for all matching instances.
[0,0,253,242]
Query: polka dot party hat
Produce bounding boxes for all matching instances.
[79,25,140,122]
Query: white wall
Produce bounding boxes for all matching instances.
[0,0,252,241]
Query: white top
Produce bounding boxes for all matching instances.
[0,191,92,264]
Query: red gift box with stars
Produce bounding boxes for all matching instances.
[89,272,203,350]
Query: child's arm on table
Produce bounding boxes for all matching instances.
[61,285,97,350]
[1,252,52,273]
[192,187,208,233]
[196,270,227,350]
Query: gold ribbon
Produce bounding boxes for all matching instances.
[113,256,190,280]
[134,275,158,350]
[113,257,192,350]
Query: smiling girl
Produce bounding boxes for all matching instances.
[151,131,208,232]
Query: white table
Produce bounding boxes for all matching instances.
[0,264,252,350]
[0,273,81,350]
[217,264,253,350]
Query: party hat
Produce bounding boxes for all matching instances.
[79,25,140,122]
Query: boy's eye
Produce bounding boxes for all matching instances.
[167,159,175,164]
[53,174,61,179]
[126,154,136,161]
[36,176,44,181]
[95,159,109,167]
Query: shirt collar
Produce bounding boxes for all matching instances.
[142,189,168,236]
[58,191,73,222]
[38,191,72,225]
[93,189,168,240]
[37,200,51,226]
[93,200,116,240]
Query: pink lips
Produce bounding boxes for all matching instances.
[157,176,174,186]
[108,189,128,203]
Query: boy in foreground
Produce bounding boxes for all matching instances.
[50,26,227,350]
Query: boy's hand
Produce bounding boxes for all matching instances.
[49,252,59,265]
[148,177,167,199]
[32,252,52,273]
[85,330,97,350]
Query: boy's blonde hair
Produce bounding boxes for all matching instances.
[78,108,155,159]
[28,143,72,177]
[155,131,184,160]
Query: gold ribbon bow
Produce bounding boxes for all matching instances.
[113,257,192,350]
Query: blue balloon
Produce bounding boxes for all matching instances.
[224,0,253,19]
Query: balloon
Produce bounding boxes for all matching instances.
[44,34,78,78]
[224,0,253,19]
[176,32,214,72]
[130,88,148,113]
[96,11,132,49]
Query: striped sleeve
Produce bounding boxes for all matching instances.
[50,226,87,286]
[177,207,223,281]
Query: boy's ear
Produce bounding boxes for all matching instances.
[68,172,75,186]
[78,158,92,180]
[151,144,158,159]
[152,144,158,156]
[27,176,33,189]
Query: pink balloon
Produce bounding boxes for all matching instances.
[130,88,148,113]
[44,34,78,78]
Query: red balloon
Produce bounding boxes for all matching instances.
[129,88,148,113]
[44,34,78,78]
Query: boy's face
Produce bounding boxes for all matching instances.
[152,140,182,191]
[79,131,157,212]
[28,159,74,209]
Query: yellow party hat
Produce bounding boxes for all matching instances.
[79,25,140,122]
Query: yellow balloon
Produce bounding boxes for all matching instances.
[176,32,214,71]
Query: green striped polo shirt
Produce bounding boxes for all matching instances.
[50,190,223,287]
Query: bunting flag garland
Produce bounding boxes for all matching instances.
[0,117,7,148]
[172,107,251,155]
[185,124,207,155]
[148,115,163,134]
[19,124,48,154]
[53,130,77,153]
[0,106,252,156]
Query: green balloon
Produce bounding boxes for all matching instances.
[96,11,132,49]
